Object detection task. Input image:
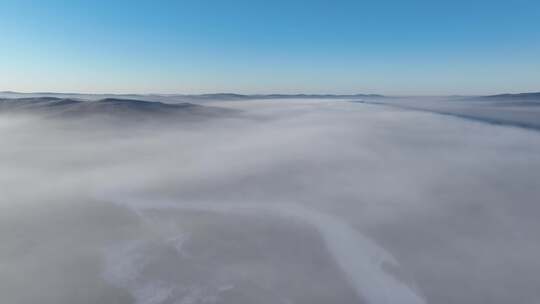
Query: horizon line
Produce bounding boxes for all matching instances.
[1,90,539,98]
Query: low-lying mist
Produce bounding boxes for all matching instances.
[1,98,539,304]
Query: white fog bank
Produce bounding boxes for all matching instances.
[1,98,540,304]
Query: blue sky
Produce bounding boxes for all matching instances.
[1,0,539,95]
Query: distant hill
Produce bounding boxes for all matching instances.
[251,93,385,99]
[478,92,540,101]
[0,91,385,102]
[0,97,235,121]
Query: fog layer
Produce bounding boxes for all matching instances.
[1,98,539,304]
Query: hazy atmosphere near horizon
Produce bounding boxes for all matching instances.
[1,1,540,304]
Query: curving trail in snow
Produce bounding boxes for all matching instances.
[104,196,426,304]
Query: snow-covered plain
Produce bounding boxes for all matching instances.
[1,98,539,304]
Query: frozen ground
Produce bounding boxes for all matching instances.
[1,98,539,304]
